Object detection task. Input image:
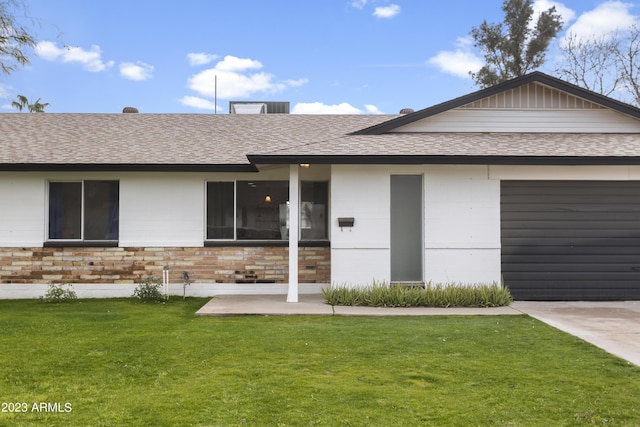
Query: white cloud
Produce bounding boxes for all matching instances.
[187,52,219,66]
[563,1,638,42]
[215,55,263,72]
[189,68,283,99]
[352,0,367,9]
[35,41,115,72]
[428,37,483,78]
[373,4,400,18]
[119,61,154,81]
[284,78,309,87]
[0,84,10,110]
[364,104,384,114]
[179,96,219,111]
[533,1,576,28]
[0,84,17,110]
[291,102,382,114]
[186,55,305,100]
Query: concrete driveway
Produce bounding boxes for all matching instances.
[512,301,640,366]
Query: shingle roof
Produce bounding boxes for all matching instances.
[4,112,640,169]
[4,71,640,170]
[0,113,396,170]
[250,132,640,165]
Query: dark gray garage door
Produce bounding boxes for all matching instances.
[501,181,640,300]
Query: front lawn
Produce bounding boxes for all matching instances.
[0,298,638,426]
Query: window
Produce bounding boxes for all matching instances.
[206,180,328,241]
[236,181,289,240]
[206,181,234,239]
[301,181,328,240]
[48,181,119,241]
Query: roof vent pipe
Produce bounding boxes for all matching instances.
[122,107,139,113]
[399,108,414,114]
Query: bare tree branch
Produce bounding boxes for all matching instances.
[0,0,36,77]
[555,25,640,106]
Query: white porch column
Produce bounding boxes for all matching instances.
[287,164,300,302]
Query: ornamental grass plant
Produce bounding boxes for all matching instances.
[323,281,513,307]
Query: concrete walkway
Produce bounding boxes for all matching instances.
[196,295,640,366]
[195,293,521,316]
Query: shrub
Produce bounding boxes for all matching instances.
[41,283,77,303]
[323,281,513,308]
[132,276,165,302]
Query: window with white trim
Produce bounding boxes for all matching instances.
[206,180,328,241]
[48,181,119,241]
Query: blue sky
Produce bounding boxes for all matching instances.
[1,0,639,114]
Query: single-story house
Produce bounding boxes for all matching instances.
[2,71,640,300]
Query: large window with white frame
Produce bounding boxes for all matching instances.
[206,180,328,241]
[48,181,119,242]
[300,181,328,240]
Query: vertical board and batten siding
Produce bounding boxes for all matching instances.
[390,82,640,133]
[501,181,640,300]
[459,82,603,109]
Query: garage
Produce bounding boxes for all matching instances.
[501,181,640,300]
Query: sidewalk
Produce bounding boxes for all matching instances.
[195,293,521,316]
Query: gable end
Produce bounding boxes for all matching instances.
[459,82,604,110]
[391,80,640,133]
[353,72,640,135]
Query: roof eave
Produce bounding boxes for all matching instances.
[247,154,640,166]
[0,163,258,172]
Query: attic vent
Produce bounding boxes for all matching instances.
[229,101,290,114]
[122,107,139,113]
[399,108,414,114]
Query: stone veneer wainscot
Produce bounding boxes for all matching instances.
[0,246,330,284]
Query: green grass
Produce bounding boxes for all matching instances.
[0,298,639,426]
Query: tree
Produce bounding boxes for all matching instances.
[12,94,49,112]
[470,0,563,88]
[1,3,50,111]
[554,33,621,99]
[0,0,36,77]
[555,26,640,106]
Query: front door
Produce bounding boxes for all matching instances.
[390,175,423,283]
